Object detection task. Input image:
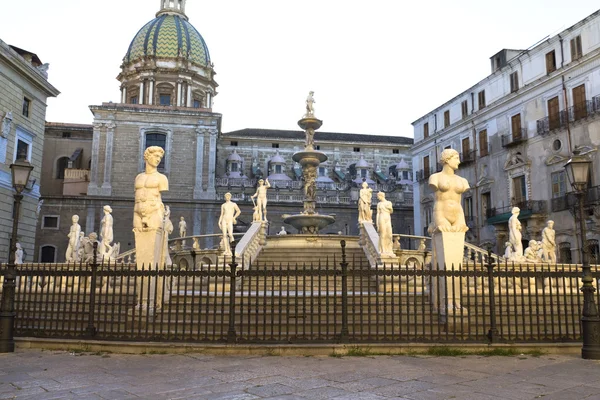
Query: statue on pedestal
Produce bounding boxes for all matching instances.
[305,91,315,117]
[508,207,523,259]
[163,206,174,266]
[251,179,270,221]
[179,217,187,237]
[100,205,114,259]
[358,182,373,224]
[65,215,81,262]
[219,192,241,256]
[1,111,12,138]
[376,192,394,256]
[541,220,556,263]
[133,146,169,232]
[14,243,23,264]
[278,226,288,235]
[524,240,542,263]
[428,149,470,234]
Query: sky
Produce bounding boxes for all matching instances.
[1,0,599,137]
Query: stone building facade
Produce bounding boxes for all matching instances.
[411,10,600,262]
[0,39,59,262]
[34,1,414,261]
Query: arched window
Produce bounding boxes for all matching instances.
[559,242,572,264]
[56,156,70,179]
[588,239,599,264]
[40,245,56,263]
[145,133,166,171]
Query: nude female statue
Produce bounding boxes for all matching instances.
[358,182,373,223]
[428,149,470,234]
[508,207,523,258]
[134,146,169,231]
[376,192,394,255]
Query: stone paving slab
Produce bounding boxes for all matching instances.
[0,350,598,399]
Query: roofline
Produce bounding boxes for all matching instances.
[223,128,413,145]
[411,8,600,125]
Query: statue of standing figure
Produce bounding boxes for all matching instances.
[305,91,315,117]
[428,149,470,234]
[179,217,187,237]
[251,179,271,221]
[508,207,524,259]
[376,192,394,256]
[133,146,169,232]
[358,182,373,223]
[219,192,241,256]
[541,220,557,263]
[14,243,23,264]
[65,215,81,262]
[1,111,12,138]
[163,206,174,266]
[100,205,114,259]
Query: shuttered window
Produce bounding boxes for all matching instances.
[510,72,519,93]
[546,51,556,74]
[570,35,583,61]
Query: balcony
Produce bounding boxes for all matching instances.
[536,111,568,136]
[552,185,600,212]
[486,200,547,224]
[568,100,594,122]
[479,144,491,158]
[416,169,431,183]
[501,128,527,148]
[459,150,476,166]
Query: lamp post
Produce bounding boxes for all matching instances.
[0,158,33,353]
[564,149,600,360]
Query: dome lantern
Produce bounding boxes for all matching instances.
[157,0,188,20]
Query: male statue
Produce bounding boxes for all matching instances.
[14,243,23,264]
[133,146,169,232]
[65,215,81,262]
[179,217,187,237]
[251,178,270,221]
[219,192,241,256]
[100,205,114,260]
[541,220,557,263]
[305,91,315,117]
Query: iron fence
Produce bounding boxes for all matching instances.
[1,242,599,344]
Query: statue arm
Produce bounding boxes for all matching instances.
[233,204,241,222]
[218,205,224,226]
[428,174,438,191]
[265,179,271,189]
[462,177,470,192]
[159,175,169,192]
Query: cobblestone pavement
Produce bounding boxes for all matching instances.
[0,350,599,399]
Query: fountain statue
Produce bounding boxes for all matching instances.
[283,92,335,234]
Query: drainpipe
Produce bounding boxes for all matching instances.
[559,34,573,152]
[472,121,480,243]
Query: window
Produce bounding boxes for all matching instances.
[15,139,30,161]
[510,72,519,93]
[546,50,557,74]
[22,97,30,117]
[62,132,71,138]
[318,167,326,177]
[56,156,70,179]
[193,100,201,108]
[553,139,562,151]
[482,192,492,219]
[559,242,572,264]
[479,129,489,157]
[444,110,450,128]
[42,216,59,229]
[159,95,171,106]
[551,171,567,198]
[461,137,470,160]
[461,100,468,118]
[423,122,429,139]
[588,240,599,264]
[272,143,279,148]
[360,169,367,178]
[393,149,399,154]
[230,141,238,146]
[145,133,166,171]
[572,84,587,120]
[402,170,409,180]
[478,90,486,110]
[423,155,430,178]
[40,245,56,263]
[130,96,138,104]
[353,147,360,152]
[512,175,527,203]
[464,197,473,218]
[315,145,320,150]
[570,35,583,61]
[275,164,282,174]
[511,114,522,140]
[230,162,238,173]
[548,96,560,130]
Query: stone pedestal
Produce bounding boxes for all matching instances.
[432,231,466,313]
[134,228,167,313]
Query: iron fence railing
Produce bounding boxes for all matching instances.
[1,242,598,344]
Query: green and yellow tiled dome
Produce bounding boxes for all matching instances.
[124,14,211,66]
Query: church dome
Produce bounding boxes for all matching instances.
[124,14,211,67]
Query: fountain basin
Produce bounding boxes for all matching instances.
[283,213,336,234]
[292,150,328,166]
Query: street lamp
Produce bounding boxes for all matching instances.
[564,149,600,360]
[0,158,33,353]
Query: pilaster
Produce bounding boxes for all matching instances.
[87,123,103,195]
[100,122,116,196]
[193,127,205,199]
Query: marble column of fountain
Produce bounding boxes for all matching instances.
[283,93,335,234]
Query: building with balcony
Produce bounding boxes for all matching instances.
[411,10,600,262]
[34,1,414,261]
[0,40,60,262]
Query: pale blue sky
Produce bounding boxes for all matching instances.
[1,0,599,136]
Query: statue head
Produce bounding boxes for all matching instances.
[103,205,112,213]
[258,179,264,185]
[547,220,554,228]
[377,192,385,201]
[143,146,165,167]
[16,243,22,249]
[89,232,98,241]
[72,215,79,223]
[440,149,460,168]
[361,182,369,189]
[224,192,232,201]
[511,207,520,215]
[180,216,185,221]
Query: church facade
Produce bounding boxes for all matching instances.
[34,1,414,261]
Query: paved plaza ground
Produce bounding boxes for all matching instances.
[0,349,599,399]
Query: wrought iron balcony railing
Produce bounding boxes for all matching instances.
[536,110,568,136]
[552,185,600,212]
[459,150,476,166]
[568,100,593,122]
[501,128,527,148]
[487,200,547,219]
[479,144,491,158]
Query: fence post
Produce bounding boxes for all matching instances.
[227,240,238,343]
[85,242,98,338]
[0,261,17,353]
[340,240,349,343]
[485,244,498,343]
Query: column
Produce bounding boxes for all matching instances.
[193,128,205,199]
[148,79,154,105]
[87,123,103,195]
[205,92,211,108]
[177,80,182,107]
[121,86,126,103]
[139,81,145,105]
[207,128,218,196]
[100,122,116,196]
[186,83,192,107]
